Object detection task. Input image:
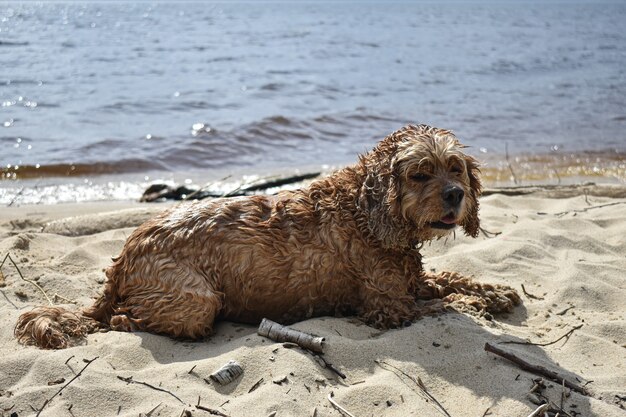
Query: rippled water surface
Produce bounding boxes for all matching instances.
[1,1,625,200]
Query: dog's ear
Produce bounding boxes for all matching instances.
[461,154,482,238]
[386,157,405,220]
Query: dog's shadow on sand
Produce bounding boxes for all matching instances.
[132,301,599,415]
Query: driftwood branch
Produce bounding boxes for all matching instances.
[36,357,98,417]
[1,253,53,305]
[484,343,589,396]
[257,318,325,353]
[500,325,583,347]
[209,360,243,385]
[141,172,321,202]
[182,175,232,202]
[117,375,184,404]
[481,183,626,199]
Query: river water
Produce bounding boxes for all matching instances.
[1,1,625,203]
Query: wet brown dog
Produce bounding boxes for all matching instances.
[15,124,520,349]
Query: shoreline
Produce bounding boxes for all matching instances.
[1,148,625,206]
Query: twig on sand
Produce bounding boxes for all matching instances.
[248,377,264,393]
[117,375,184,404]
[257,318,325,353]
[526,403,549,417]
[553,201,626,217]
[479,227,501,238]
[521,284,543,301]
[196,396,229,416]
[280,341,346,379]
[53,293,77,304]
[312,352,347,379]
[560,378,566,412]
[484,343,589,396]
[375,360,452,417]
[36,357,99,417]
[328,392,355,417]
[1,253,53,305]
[500,325,583,348]
[142,402,162,417]
[556,305,575,316]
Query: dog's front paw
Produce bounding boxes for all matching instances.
[442,284,520,315]
[110,314,135,332]
[481,284,521,313]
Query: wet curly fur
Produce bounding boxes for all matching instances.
[15,124,520,349]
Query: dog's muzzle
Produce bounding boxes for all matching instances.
[430,185,464,230]
[429,212,458,230]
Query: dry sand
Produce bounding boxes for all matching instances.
[0,185,625,417]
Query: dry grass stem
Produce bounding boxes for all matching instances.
[375,360,452,417]
[327,392,355,417]
[500,325,583,348]
[1,253,53,305]
[117,375,184,404]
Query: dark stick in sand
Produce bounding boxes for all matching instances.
[521,284,543,300]
[248,378,264,393]
[117,375,184,404]
[36,357,99,417]
[484,343,589,396]
[196,396,229,416]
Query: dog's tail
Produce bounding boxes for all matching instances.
[15,262,124,349]
[14,305,104,349]
[15,274,120,350]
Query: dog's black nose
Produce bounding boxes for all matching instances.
[442,185,464,206]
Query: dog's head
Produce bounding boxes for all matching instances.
[358,124,482,247]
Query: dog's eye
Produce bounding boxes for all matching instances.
[450,165,463,174]
[411,173,430,182]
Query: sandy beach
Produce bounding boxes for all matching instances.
[1,184,625,417]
